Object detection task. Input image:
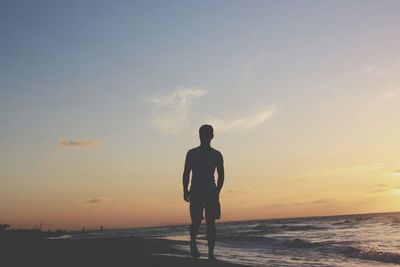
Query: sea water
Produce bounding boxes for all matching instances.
[72,212,400,266]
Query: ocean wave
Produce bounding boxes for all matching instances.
[279,224,325,231]
[332,220,353,225]
[218,232,278,244]
[251,224,324,233]
[392,217,400,223]
[343,246,400,264]
[250,224,280,233]
[220,234,331,250]
[282,238,330,249]
[354,216,372,221]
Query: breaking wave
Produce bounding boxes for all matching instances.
[342,246,400,264]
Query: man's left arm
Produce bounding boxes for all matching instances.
[216,152,224,195]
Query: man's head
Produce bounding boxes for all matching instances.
[199,124,214,144]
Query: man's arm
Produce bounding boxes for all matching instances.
[216,152,224,194]
[182,151,191,202]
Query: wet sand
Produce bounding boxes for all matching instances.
[0,233,252,267]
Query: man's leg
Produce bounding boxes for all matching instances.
[190,220,201,258]
[206,219,216,260]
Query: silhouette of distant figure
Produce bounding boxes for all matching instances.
[183,124,224,260]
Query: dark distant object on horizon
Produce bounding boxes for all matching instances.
[0,223,68,240]
[0,224,10,233]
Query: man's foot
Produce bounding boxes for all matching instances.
[190,241,200,259]
[208,253,217,261]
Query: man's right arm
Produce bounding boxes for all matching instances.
[182,151,191,202]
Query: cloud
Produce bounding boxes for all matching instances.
[207,106,277,133]
[143,87,207,133]
[264,198,337,208]
[59,138,98,148]
[361,58,400,77]
[242,53,265,78]
[143,86,277,134]
[85,197,107,204]
[304,198,336,205]
[379,88,400,101]
[295,163,386,182]
[390,170,400,177]
[369,184,391,193]
[369,182,400,194]
[223,188,260,199]
[393,183,400,190]
[362,66,384,76]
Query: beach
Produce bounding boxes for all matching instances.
[1,233,250,267]
[3,212,400,266]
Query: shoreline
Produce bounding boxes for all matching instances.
[49,210,400,234]
[0,234,252,267]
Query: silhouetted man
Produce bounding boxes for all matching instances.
[183,124,224,260]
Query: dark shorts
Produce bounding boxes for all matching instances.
[189,190,221,222]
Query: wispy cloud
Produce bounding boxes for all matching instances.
[304,198,337,205]
[207,106,277,133]
[295,163,386,182]
[59,138,98,148]
[369,182,400,194]
[85,197,107,204]
[143,86,207,133]
[241,53,265,78]
[264,198,337,208]
[361,66,384,76]
[369,184,391,193]
[390,170,400,177]
[223,188,260,199]
[379,88,400,101]
[143,87,277,134]
[361,58,400,77]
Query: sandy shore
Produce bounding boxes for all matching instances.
[0,233,252,267]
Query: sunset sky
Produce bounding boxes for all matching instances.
[1,1,400,230]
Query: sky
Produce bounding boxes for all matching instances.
[1,0,400,230]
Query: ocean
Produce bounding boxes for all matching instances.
[70,212,400,266]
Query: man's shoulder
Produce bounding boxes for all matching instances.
[211,147,223,158]
[187,147,199,153]
[186,147,200,156]
[209,148,223,164]
[187,147,223,156]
